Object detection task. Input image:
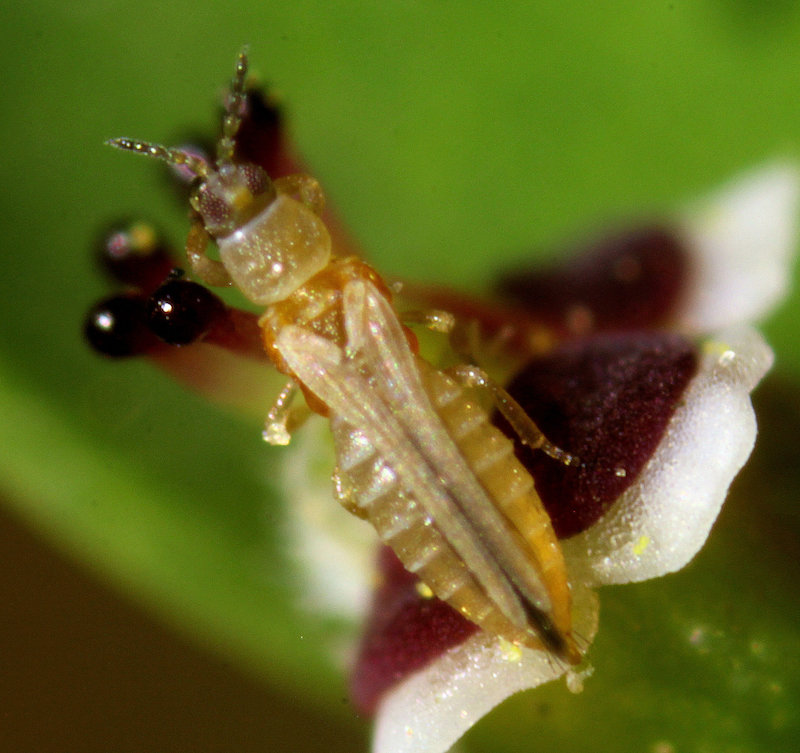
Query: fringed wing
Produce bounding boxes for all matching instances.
[276,280,553,630]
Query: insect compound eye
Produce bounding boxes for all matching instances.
[84,293,159,358]
[192,181,235,236]
[146,275,227,346]
[239,162,271,196]
[191,162,275,238]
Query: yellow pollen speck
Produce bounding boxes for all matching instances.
[415,582,434,599]
[703,339,737,366]
[498,637,523,662]
[129,222,156,251]
[703,339,728,356]
[633,535,650,556]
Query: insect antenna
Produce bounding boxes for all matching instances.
[105,138,210,180]
[106,49,250,180]
[216,47,249,166]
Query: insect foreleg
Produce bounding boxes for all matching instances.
[185,220,233,288]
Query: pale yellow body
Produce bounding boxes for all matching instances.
[277,279,578,662]
[110,50,579,664]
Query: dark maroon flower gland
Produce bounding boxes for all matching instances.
[350,547,478,715]
[84,293,162,358]
[496,226,689,335]
[504,331,698,538]
[94,219,175,292]
[146,275,228,346]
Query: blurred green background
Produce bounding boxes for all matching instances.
[2,2,800,751]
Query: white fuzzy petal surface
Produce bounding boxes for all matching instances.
[563,327,773,587]
[677,162,799,333]
[372,586,598,753]
[281,414,374,621]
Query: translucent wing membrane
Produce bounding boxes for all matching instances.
[276,281,564,652]
[343,283,560,619]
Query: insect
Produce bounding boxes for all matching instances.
[106,50,581,664]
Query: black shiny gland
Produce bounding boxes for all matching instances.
[146,273,227,346]
[84,294,159,358]
[85,271,228,356]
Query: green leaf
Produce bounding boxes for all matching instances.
[2,2,799,751]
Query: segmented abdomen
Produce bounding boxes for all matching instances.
[331,358,574,655]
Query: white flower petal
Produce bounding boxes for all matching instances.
[563,326,773,587]
[372,586,598,753]
[677,162,799,333]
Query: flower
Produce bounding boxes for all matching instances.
[84,84,798,753]
[280,163,797,753]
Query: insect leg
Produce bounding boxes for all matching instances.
[263,379,310,446]
[273,174,326,216]
[185,220,233,288]
[400,308,456,334]
[448,364,580,467]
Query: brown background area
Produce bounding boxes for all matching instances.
[0,503,363,753]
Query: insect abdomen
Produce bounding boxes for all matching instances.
[417,361,574,647]
[331,362,575,656]
[333,421,498,626]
